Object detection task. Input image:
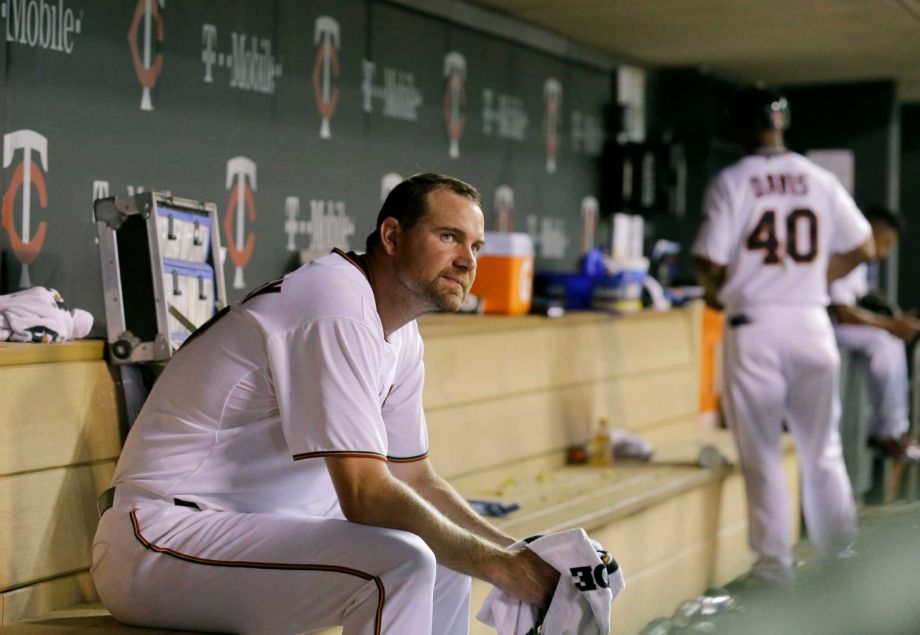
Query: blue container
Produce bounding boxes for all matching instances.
[592,270,646,313]
[564,274,594,309]
[535,272,595,310]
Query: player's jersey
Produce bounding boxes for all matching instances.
[111,250,428,517]
[829,263,869,307]
[693,151,871,312]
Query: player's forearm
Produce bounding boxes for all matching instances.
[340,473,510,581]
[833,304,887,329]
[410,473,515,547]
[328,457,559,606]
[692,257,726,309]
[828,240,875,283]
[833,304,912,340]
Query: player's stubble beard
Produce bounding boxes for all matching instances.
[421,269,470,312]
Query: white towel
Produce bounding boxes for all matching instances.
[477,528,625,635]
[0,287,93,343]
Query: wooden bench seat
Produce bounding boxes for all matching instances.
[455,427,798,635]
[0,605,192,634]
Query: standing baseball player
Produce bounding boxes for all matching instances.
[830,206,920,460]
[92,173,558,634]
[693,87,875,585]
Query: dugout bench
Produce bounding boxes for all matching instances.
[0,304,801,635]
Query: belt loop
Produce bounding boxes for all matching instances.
[729,314,751,328]
[97,486,116,517]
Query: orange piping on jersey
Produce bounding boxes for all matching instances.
[293,450,388,462]
[129,510,385,635]
[332,247,370,280]
[387,452,429,463]
[242,278,284,304]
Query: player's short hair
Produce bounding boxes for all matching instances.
[731,86,790,132]
[366,173,482,252]
[865,205,902,232]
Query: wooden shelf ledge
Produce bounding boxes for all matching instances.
[0,342,105,368]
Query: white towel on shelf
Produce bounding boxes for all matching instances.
[477,528,625,635]
[0,287,93,343]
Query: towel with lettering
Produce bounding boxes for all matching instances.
[477,528,625,635]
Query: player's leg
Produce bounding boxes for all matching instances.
[722,317,792,577]
[93,500,437,635]
[864,330,910,440]
[432,564,472,635]
[835,324,909,439]
[787,314,857,558]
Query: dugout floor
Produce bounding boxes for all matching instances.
[641,501,920,634]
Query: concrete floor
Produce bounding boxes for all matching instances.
[641,501,920,635]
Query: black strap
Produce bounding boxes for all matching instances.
[173,498,202,510]
[729,314,751,328]
[96,487,202,516]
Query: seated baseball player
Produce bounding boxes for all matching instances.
[91,173,558,635]
[830,205,920,462]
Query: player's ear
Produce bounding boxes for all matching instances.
[379,217,401,256]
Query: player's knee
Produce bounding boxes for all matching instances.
[402,533,437,577]
[867,349,895,377]
[386,531,437,582]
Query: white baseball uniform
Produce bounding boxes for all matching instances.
[92,250,471,635]
[693,151,871,577]
[830,264,909,440]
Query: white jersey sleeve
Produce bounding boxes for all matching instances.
[828,179,872,254]
[829,263,869,306]
[693,178,736,266]
[381,323,429,461]
[266,318,389,461]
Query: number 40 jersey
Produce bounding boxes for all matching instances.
[693,151,871,314]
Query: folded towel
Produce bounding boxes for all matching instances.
[477,528,625,634]
[0,287,93,343]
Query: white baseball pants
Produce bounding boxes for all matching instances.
[722,306,857,571]
[92,489,471,635]
[834,323,909,440]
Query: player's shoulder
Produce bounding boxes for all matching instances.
[242,250,378,336]
[784,153,842,186]
[714,152,837,189]
[709,155,764,190]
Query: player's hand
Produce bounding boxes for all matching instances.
[902,309,920,328]
[888,315,920,343]
[490,547,559,608]
[702,290,724,312]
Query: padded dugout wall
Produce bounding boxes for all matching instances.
[0,0,615,329]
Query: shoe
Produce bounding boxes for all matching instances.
[748,556,795,587]
[902,441,920,463]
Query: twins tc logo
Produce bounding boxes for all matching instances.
[543,78,562,174]
[493,185,514,233]
[312,16,340,140]
[580,195,599,253]
[3,130,49,289]
[224,157,257,290]
[380,172,402,203]
[443,51,466,159]
[128,0,165,111]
